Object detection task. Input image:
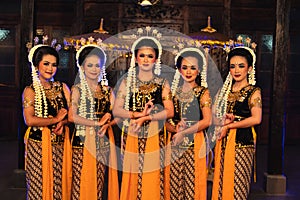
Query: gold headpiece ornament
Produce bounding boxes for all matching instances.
[214,36,257,122]
[27,37,62,130]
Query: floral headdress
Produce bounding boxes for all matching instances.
[171,47,208,96]
[124,27,163,113]
[75,44,108,86]
[214,42,257,120]
[27,36,62,121]
[129,27,163,76]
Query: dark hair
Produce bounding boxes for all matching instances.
[32,46,59,67]
[78,46,106,67]
[175,51,204,71]
[227,47,253,68]
[134,38,159,59]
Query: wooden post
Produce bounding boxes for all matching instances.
[223,0,231,38]
[183,5,189,34]
[19,0,35,170]
[264,0,291,194]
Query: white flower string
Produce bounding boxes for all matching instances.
[123,27,163,127]
[75,44,107,136]
[28,44,48,123]
[171,69,181,96]
[214,73,233,119]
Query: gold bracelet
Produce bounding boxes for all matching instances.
[50,118,53,124]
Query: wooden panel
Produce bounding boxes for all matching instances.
[36,1,76,27]
[231,8,275,31]
[286,113,300,144]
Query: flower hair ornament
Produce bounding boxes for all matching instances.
[75,44,108,136]
[124,27,163,114]
[171,47,208,96]
[28,44,49,120]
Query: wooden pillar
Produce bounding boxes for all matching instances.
[118,2,123,32]
[264,0,291,194]
[19,0,35,170]
[11,0,36,189]
[74,0,84,34]
[223,0,231,38]
[183,5,189,34]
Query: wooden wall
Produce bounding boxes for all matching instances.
[0,0,299,144]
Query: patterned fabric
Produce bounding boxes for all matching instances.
[120,76,167,200]
[25,81,69,200]
[26,140,64,200]
[71,146,109,200]
[137,136,147,200]
[233,147,255,199]
[167,85,207,200]
[170,148,195,199]
[212,85,259,200]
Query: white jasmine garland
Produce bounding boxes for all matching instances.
[28,44,49,121]
[215,73,232,119]
[171,69,181,96]
[75,44,107,136]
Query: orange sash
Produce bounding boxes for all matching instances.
[120,121,161,200]
[163,132,172,200]
[107,126,120,200]
[62,126,72,200]
[194,131,207,200]
[212,129,236,200]
[24,126,71,200]
[80,127,97,200]
[212,127,257,199]
[41,127,54,200]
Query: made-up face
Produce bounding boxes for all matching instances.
[229,55,252,83]
[37,54,58,82]
[82,55,102,81]
[179,56,200,84]
[136,46,157,72]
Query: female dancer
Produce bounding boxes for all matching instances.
[22,45,71,200]
[113,36,174,200]
[68,44,119,200]
[212,47,262,200]
[165,47,212,200]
